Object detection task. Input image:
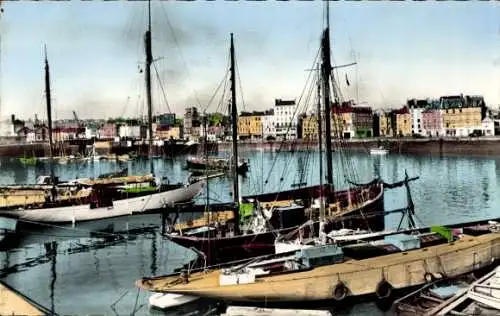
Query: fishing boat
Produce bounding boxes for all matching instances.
[186,156,249,175]
[0,46,203,224]
[165,6,403,266]
[137,220,500,307]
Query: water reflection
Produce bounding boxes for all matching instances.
[0,153,498,314]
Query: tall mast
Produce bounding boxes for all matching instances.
[322,2,334,186]
[317,64,324,214]
[317,63,326,243]
[144,0,154,175]
[229,33,240,235]
[44,46,55,184]
[0,5,3,120]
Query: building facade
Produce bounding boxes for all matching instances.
[331,106,354,139]
[392,107,411,137]
[273,99,298,140]
[301,114,319,140]
[352,105,373,138]
[407,99,428,136]
[238,111,264,140]
[441,95,483,137]
[262,111,275,140]
[183,107,200,140]
[421,109,444,137]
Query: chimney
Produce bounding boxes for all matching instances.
[11,114,15,124]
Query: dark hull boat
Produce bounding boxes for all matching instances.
[167,182,384,265]
[186,157,249,175]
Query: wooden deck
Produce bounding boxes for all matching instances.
[137,233,500,302]
[0,282,47,315]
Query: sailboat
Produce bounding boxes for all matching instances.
[0,26,204,223]
[165,14,388,266]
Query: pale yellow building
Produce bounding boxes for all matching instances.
[301,115,319,139]
[238,112,264,139]
[392,107,411,137]
[440,95,484,137]
[331,108,354,138]
[378,113,393,137]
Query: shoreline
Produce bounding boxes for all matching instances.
[2,136,500,157]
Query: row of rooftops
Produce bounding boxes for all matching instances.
[407,95,486,109]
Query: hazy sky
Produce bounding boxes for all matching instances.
[0,1,499,120]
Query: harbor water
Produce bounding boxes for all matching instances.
[0,151,498,315]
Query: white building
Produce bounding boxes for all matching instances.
[408,99,428,136]
[262,112,275,140]
[273,99,298,140]
[119,125,142,139]
[0,119,15,137]
[481,113,494,136]
[85,126,98,139]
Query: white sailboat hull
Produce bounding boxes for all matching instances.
[149,293,199,310]
[0,181,204,223]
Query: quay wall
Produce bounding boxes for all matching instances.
[218,137,500,156]
[2,137,500,157]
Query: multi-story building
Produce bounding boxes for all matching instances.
[331,101,372,138]
[421,108,444,137]
[98,123,117,139]
[35,126,49,142]
[183,107,200,140]
[407,98,428,136]
[118,124,142,139]
[300,114,319,140]
[482,112,495,136]
[373,109,393,137]
[441,95,484,137]
[262,110,275,140]
[352,104,373,138]
[238,111,264,140]
[391,107,411,137]
[331,105,354,139]
[273,99,298,140]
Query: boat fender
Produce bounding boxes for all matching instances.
[332,281,349,301]
[375,279,392,299]
[424,272,435,283]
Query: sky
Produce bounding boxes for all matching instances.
[0,1,499,120]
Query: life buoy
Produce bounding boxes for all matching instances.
[424,272,435,283]
[332,281,349,301]
[375,279,392,299]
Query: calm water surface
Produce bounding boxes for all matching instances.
[0,151,498,315]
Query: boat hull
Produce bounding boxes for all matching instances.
[168,182,385,265]
[186,159,249,175]
[0,181,205,223]
[139,233,500,305]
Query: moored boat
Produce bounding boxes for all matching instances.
[136,221,500,307]
[0,47,204,224]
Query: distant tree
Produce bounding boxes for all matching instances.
[208,112,224,126]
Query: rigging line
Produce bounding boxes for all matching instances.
[214,50,232,115]
[286,74,316,187]
[234,54,246,112]
[202,68,230,114]
[152,61,172,114]
[262,46,321,186]
[158,2,202,108]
